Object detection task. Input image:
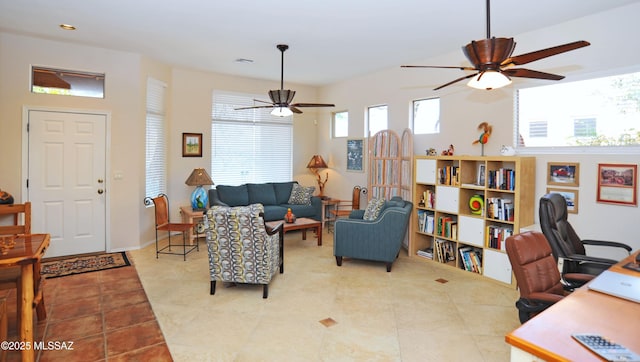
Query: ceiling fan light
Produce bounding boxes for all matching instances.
[467,71,512,90]
[271,106,293,117]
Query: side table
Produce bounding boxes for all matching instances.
[179,206,204,245]
[321,198,339,231]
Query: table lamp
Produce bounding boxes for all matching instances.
[306,155,328,198]
[185,168,214,211]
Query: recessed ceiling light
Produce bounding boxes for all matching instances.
[59,24,76,31]
[235,58,254,64]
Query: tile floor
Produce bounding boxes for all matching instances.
[0,263,172,361]
[0,228,523,361]
[129,228,522,361]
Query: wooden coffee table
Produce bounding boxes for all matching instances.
[267,217,322,246]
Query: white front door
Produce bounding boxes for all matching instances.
[26,109,107,257]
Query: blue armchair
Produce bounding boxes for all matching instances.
[333,196,412,272]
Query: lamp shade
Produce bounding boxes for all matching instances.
[467,70,512,90]
[185,168,214,186]
[271,106,293,117]
[185,168,214,211]
[306,155,328,169]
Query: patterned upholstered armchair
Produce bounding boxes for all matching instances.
[205,204,283,298]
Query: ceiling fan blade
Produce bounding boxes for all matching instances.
[288,106,303,114]
[501,40,590,67]
[291,103,335,108]
[502,68,564,80]
[434,73,478,90]
[234,105,275,110]
[401,65,477,71]
[252,98,274,105]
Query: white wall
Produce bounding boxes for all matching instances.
[0,31,326,249]
[1,3,638,256]
[0,32,146,252]
[317,3,640,256]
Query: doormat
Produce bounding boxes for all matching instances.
[41,252,131,278]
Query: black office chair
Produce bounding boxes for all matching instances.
[539,193,632,276]
[505,231,593,324]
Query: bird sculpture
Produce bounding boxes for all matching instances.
[473,122,492,156]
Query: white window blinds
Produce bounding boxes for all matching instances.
[212,91,293,186]
[145,78,167,198]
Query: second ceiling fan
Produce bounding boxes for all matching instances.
[236,44,335,116]
[402,0,590,90]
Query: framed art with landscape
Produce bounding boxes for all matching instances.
[182,133,202,157]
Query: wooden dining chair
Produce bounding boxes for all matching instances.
[0,202,47,329]
[144,194,199,261]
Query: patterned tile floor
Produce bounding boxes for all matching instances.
[0,264,171,361]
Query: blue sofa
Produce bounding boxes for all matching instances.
[208,181,322,222]
[333,196,413,272]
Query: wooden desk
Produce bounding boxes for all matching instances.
[179,206,204,245]
[505,251,640,361]
[0,233,50,362]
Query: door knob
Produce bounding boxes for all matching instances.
[97,189,104,194]
[98,179,104,183]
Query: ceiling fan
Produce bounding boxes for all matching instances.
[235,44,335,116]
[401,0,590,91]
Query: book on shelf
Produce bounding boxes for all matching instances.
[459,246,472,271]
[426,214,434,234]
[416,210,435,234]
[438,166,460,186]
[485,225,513,250]
[435,238,456,263]
[486,197,515,221]
[422,189,435,209]
[469,250,482,274]
[417,247,433,259]
[458,246,482,274]
[487,168,516,190]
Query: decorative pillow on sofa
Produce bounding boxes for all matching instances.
[363,197,386,221]
[287,183,315,205]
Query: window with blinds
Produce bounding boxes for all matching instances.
[212,91,293,186]
[145,78,167,198]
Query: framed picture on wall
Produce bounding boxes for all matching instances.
[547,162,579,187]
[597,163,637,206]
[476,164,486,186]
[182,133,202,157]
[546,187,579,214]
[346,138,364,172]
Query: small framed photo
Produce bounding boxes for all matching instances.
[546,187,579,214]
[597,163,637,206]
[346,138,365,172]
[182,133,202,157]
[547,162,579,187]
[476,164,486,186]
